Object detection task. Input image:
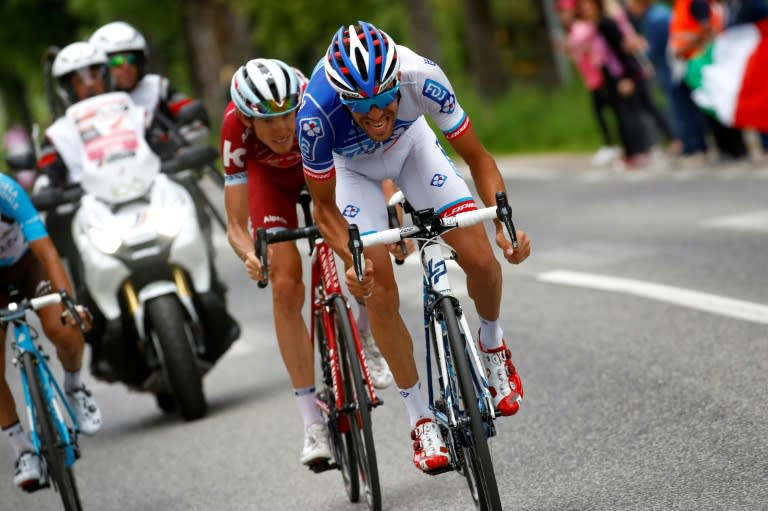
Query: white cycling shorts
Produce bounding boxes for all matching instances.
[333,117,476,235]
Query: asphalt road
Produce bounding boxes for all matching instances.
[2,154,767,511]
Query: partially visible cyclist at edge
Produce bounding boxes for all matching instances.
[88,20,210,157]
[297,21,531,473]
[221,58,393,467]
[0,173,101,491]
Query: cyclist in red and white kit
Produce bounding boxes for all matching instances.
[297,21,531,473]
[221,58,393,467]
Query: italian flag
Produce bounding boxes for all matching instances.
[686,19,768,132]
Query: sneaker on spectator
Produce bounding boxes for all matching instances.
[300,423,332,466]
[66,385,102,435]
[360,331,393,389]
[591,145,620,167]
[13,451,42,491]
[411,418,450,473]
[480,341,524,416]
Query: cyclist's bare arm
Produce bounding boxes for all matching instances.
[305,173,375,298]
[448,123,530,264]
[224,182,263,280]
[28,237,91,329]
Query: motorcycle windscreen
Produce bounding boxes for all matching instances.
[66,91,160,204]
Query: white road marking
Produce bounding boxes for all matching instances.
[699,210,768,232]
[537,270,768,325]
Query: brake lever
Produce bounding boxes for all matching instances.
[58,289,86,331]
[348,224,365,282]
[387,204,407,265]
[255,228,269,288]
[495,191,518,249]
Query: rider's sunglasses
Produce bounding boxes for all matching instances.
[339,82,400,114]
[108,53,137,68]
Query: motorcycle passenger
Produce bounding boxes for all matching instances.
[297,22,531,473]
[0,173,101,491]
[222,58,393,466]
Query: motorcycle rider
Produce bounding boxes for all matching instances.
[37,41,239,379]
[0,173,100,491]
[222,58,393,466]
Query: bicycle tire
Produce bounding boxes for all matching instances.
[331,296,382,511]
[315,310,360,502]
[23,352,83,511]
[439,300,502,511]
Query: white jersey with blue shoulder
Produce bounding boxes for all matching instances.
[0,174,47,266]
[298,45,470,180]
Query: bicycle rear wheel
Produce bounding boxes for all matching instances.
[331,296,382,511]
[439,300,502,511]
[23,353,83,511]
[315,311,359,502]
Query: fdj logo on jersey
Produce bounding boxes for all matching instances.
[299,117,324,160]
[422,79,456,114]
[430,173,447,187]
[428,259,447,286]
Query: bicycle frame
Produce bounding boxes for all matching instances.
[419,241,497,436]
[9,309,80,468]
[310,238,381,426]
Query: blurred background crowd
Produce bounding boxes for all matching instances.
[1,0,767,176]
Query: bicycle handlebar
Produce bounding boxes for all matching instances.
[1,289,85,330]
[253,225,321,288]
[349,191,519,282]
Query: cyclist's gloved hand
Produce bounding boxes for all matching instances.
[496,228,530,265]
[345,258,375,300]
[386,239,416,262]
[244,250,267,282]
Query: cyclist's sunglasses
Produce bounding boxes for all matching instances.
[339,82,400,114]
[247,93,300,117]
[108,53,137,68]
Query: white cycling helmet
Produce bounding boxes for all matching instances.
[230,58,305,118]
[52,41,110,107]
[89,21,148,57]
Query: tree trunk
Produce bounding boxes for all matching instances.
[180,0,254,132]
[460,0,507,97]
[405,0,441,62]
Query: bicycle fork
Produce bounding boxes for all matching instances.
[421,243,496,432]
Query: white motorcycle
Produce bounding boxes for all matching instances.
[36,92,236,420]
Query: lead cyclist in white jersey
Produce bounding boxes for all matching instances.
[297,21,531,474]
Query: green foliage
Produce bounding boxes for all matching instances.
[452,80,603,154]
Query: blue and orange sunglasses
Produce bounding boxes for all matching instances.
[339,82,400,113]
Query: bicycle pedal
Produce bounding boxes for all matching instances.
[422,465,454,477]
[307,459,337,473]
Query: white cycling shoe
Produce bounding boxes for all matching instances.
[66,385,102,435]
[14,451,42,491]
[300,423,332,466]
[360,332,393,389]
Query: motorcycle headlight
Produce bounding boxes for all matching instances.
[88,227,122,254]
[155,207,185,237]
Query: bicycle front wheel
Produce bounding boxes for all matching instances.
[440,301,502,511]
[315,310,359,502]
[23,352,83,511]
[332,296,382,511]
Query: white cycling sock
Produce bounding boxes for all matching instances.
[398,381,433,428]
[2,421,33,458]
[63,370,82,393]
[355,300,370,335]
[478,316,503,351]
[294,387,323,430]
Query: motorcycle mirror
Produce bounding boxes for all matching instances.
[176,100,208,125]
[6,151,36,172]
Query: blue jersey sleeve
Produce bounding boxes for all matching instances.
[297,92,336,181]
[0,175,47,243]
